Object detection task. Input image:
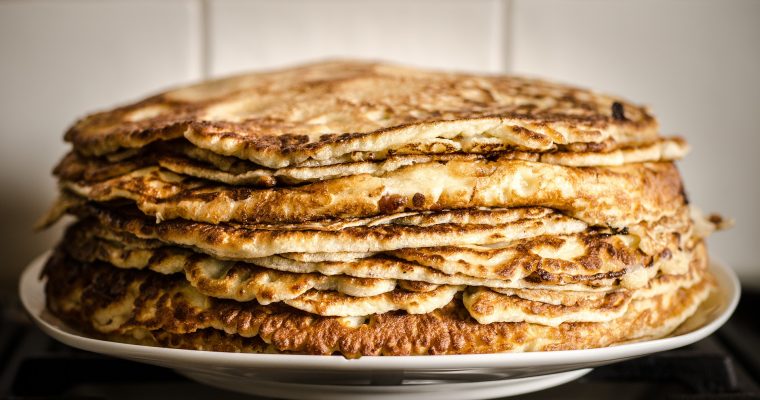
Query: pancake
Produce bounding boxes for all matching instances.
[55,137,688,187]
[66,203,589,258]
[63,224,402,303]
[140,328,276,353]
[40,60,722,358]
[60,158,685,227]
[247,234,700,294]
[491,260,704,304]
[60,220,532,292]
[62,212,699,306]
[62,203,693,288]
[464,288,633,326]
[464,242,707,325]
[390,205,695,285]
[64,60,659,168]
[43,249,714,357]
[283,285,462,317]
[51,190,568,231]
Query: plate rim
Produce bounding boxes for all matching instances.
[19,250,741,371]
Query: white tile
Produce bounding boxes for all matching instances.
[0,0,202,292]
[511,0,760,285]
[206,0,508,76]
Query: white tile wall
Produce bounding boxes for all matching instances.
[206,0,509,76]
[511,0,760,287]
[0,0,202,293]
[1,0,758,293]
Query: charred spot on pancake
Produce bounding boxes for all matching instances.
[378,194,406,213]
[707,214,724,226]
[484,152,503,162]
[412,193,426,208]
[611,102,627,121]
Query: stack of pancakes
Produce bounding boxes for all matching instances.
[41,61,722,357]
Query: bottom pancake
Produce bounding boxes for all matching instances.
[43,249,714,358]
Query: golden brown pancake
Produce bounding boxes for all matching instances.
[64,202,590,259]
[55,137,688,187]
[60,158,685,227]
[64,60,659,168]
[464,243,707,325]
[43,248,713,357]
[59,204,694,288]
[60,217,699,308]
[40,61,722,358]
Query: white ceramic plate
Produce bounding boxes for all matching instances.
[20,252,740,400]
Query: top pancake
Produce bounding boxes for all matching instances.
[64,60,660,168]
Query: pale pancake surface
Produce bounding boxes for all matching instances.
[61,158,685,227]
[57,219,705,317]
[55,137,689,187]
[67,203,589,258]
[65,60,660,168]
